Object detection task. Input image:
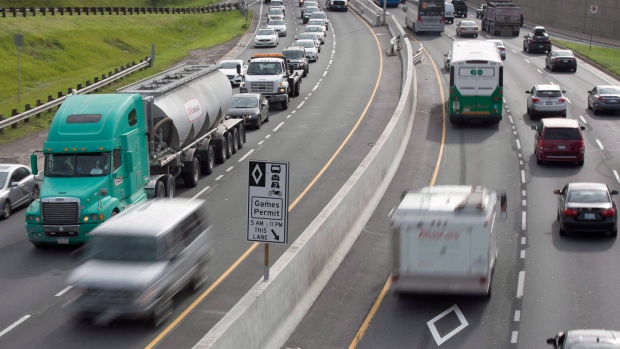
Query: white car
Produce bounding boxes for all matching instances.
[254,28,279,48]
[309,11,330,30]
[306,19,327,32]
[296,32,321,52]
[218,59,247,86]
[293,39,319,62]
[302,25,325,44]
[267,19,288,36]
[266,8,285,21]
[269,0,286,15]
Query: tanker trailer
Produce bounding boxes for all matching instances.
[25,64,246,247]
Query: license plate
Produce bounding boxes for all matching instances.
[584,213,595,220]
[539,45,543,48]
[546,101,553,105]
[463,107,470,112]
[609,99,618,103]
[558,145,566,150]
[563,60,567,62]
[58,238,69,244]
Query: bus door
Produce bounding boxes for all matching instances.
[455,63,496,113]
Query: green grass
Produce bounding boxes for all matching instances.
[553,39,620,77]
[0,9,251,145]
[0,0,219,8]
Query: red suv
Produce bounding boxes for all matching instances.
[531,118,585,166]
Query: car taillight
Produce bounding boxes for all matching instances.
[598,96,605,101]
[580,140,584,151]
[473,27,478,31]
[558,97,566,102]
[532,97,540,102]
[418,15,422,23]
[499,48,505,51]
[564,208,579,216]
[601,208,616,217]
[441,16,445,23]
[539,140,544,149]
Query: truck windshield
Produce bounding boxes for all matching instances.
[247,62,282,75]
[87,235,158,262]
[45,152,111,177]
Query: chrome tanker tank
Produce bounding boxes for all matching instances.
[118,64,232,150]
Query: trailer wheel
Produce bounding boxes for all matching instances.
[232,129,239,154]
[215,138,227,164]
[226,132,233,159]
[155,179,166,198]
[238,124,245,149]
[200,146,215,175]
[164,174,175,198]
[183,157,200,188]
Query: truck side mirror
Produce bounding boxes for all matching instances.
[237,65,241,75]
[30,153,39,176]
[125,151,134,173]
[530,125,537,130]
[500,192,507,220]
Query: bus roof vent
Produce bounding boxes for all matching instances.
[455,191,486,210]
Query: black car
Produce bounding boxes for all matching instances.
[587,85,620,115]
[523,26,551,53]
[282,46,309,77]
[548,329,620,348]
[227,93,270,129]
[545,49,577,72]
[554,182,618,237]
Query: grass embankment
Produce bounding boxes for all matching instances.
[0,7,251,145]
[553,39,620,77]
[0,0,214,7]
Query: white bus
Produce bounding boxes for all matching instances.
[405,0,446,34]
[444,40,504,124]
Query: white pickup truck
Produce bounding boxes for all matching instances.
[240,53,303,110]
[390,185,507,296]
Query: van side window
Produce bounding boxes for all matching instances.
[128,109,138,127]
[170,213,201,256]
[113,149,122,171]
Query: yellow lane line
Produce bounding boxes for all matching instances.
[347,30,447,348]
[145,10,384,349]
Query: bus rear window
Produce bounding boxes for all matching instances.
[458,67,495,77]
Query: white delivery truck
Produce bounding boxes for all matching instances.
[390,185,507,296]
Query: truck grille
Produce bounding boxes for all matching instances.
[250,81,275,93]
[288,62,301,69]
[42,198,80,224]
[82,288,136,308]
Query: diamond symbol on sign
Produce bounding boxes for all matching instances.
[252,164,263,184]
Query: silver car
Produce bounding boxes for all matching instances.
[0,164,39,219]
[303,25,325,44]
[309,11,330,30]
[296,32,321,52]
[293,39,319,62]
[486,39,506,60]
[526,83,568,118]
[254,28,279,47]
[306,19,328,32]
[218,59,247,86]
[267,19,288,36]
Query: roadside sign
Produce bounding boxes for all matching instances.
[590,5,598,14]
[247,160,289,244]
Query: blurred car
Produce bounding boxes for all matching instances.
[456,20,478,37]
[443,50,452,71]
[269,0,286,15]
[296,32,322,51]
[282,46,309,77]
[588,85,620,115]
[303,6,321,23]
[545,49,577,72]
[523,26,551,53]
[547,329,620,348]
[218,59,247,86]
[64,198,214,326]
[526,83,567,118]
[303,25,326,44]
[266,8,285,21]
[267,19,288,36]
[254,28,279,47]
[307,19,328,32]
[531,118,585,166]
[554,183,618,237]
[487,39,506,60]
[302,1,320,16]
[228,93,270,128]
[476,4,486,18]
[309,11,330,30]
[293,39,319,62]
[0,164,39,219]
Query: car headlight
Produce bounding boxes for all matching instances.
[299,62,305,66]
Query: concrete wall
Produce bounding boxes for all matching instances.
[467,0,620,40]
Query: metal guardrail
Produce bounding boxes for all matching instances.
[0,47,155,132]
[413,45,424,64]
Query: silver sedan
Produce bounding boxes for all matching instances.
[0,164,40,219]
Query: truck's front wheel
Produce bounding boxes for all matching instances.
[281,97,289,110]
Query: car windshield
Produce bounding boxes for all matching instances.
[87,235,159,262]
[533,29,547,35]
[305,27,321,32]
[461,21,476,27]
[295,41,314,48]
[568,189,610,203]
[555,50,574,57]
[543,128,580,140]
[231,97,258,108]
[257,29,275,35]
[269,20,285,25]
[600,87,620,94]
[45,153,111,177]
[283,50,305,59]
[271,1,284,6]
[304,2,319,7]
[311,13,327,19]
[306,7,319,13]
[247,62,282,75]
[221,62,239,69]
[536,90,562,98]
[307,20,323,25]
[299,34,316,40]
[0,171,7,189]
[491,41,504,47]
[268,9,283,15]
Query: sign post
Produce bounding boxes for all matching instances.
[247,160,290,281]
[589,5,598,50]
[14,34,23,103]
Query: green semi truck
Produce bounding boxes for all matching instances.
[25,64,246,247]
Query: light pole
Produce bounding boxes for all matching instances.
[382,0,387,25]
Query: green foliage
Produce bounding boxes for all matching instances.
[0,0,222,7]
[0,10,247,144]
[553,39,620,77]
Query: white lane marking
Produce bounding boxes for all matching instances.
[304,96,309,100]
[329,59,333,64]
[614,170,620,183]
[215,175,223,181]
[511,331,519,343]
[332,49,335,54]
[0,315,30,338]
[522,212,527,231]
[514,310,521,321]
[226,166,234,172]
[516,139,521,150]
[567,98,572,105]
[291,110,296,113]
[516,271,525,298]
[191,186,211,200]
[579,115,587,123]
[519,160,523,165]
[308,93,312,96]
[512,49,517,53]
[508,115,514,123]
[323,71,328,77]
[521,170,526,183]
[502,97,507,103]
[522,190,526,197]
[596,139,604,149]
[537,69,543,74]
[297,101,305,109]
[237,149,255,162]
[524,59,530,64]
[265,134,271,139]
[522,199,526,206]
[513,131,517,135]
[388,207,394,217]
[286,115,291,118]
[273,122,284,132]
[521,236,526,244]
[520,250,525,259]
[318,78,322,82]
[312,84,319,92]
[258,140,264,145]
[55,286,73,297]
[427,305,469,346]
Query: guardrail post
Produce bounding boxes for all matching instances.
[113,7,119,15]
[77,83,82,91]
[1,8,5,17]
[128,8,133,15]
[58,7,63,15]
[24,104,31,123]
[76,7,80,15]
[20,7,26,17]
[11,7,17,17]
[30,7,35,16]
[84,7,89,15]
[41,7,46,16]
[122,7,126,15]
[0,115,4,134]
[36,100,42,118]
[68,7,73,15]
[11,109,18,128]
[51,7,55,15]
